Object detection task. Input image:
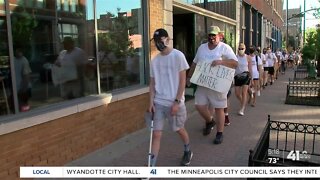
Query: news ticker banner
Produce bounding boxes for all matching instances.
[20,166,320,178]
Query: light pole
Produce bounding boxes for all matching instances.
[303,0,306,45]
[286,0,288,50]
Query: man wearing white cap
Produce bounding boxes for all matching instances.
[187,26,238,144]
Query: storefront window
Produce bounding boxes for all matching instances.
[0,0,146,118]
[0,1,14,116]
[96,0,144,92]
[194,14,206,48]
[225,24,236,50]
[206,0,236,20]
[178,0,205,8]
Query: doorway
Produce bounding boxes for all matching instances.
[173,9,195,66]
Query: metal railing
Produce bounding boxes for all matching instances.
[249,115,320,168]
[285,78,320,106]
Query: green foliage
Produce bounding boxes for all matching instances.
[301,29,316,62]
[98,9,134,58]
[11,8,38,48]
[301,28,320,66]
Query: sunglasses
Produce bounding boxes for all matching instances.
[238,48,244,50]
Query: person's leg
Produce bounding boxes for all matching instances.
[240,85,249,115]
[252,80,259,106]
[151,130,162,166]
[213,108,225,144]
[270,67,274,85]
[235,86,242,102]
[196,105,215,135]
[171,105,192,166]
[263,70,268,86]
[150,104,166,166]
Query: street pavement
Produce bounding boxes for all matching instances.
[66,68,320,179]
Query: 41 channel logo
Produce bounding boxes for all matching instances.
[287,150,311,161]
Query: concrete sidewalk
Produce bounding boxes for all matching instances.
[66,68,320,179]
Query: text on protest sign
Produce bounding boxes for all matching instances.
[190,62,234,93]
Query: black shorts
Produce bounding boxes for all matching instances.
[234,72,250,86]
[263,67,269,71]
[268,67,275,75]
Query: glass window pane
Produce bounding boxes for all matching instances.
[6,0,97,112]
[96,0,145,92]
[1,2,14,116]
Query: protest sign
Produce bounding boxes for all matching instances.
[190,62,234,93]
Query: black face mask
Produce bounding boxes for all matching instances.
[263,51,266,54]
[249,49,255,54]
[155,41,166,51]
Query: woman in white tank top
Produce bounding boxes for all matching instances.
[234,43,252,116]
[248,46,263,107]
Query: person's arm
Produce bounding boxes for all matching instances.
[273,54,277,66]
[176,70,187,101]
[211,58,238,69]
[247,56,253,79]
[211,46,238,69]
[171,70,186,116]
[149,77,155,113]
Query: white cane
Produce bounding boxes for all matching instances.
[142,111,154,180]
[147,113,154,167]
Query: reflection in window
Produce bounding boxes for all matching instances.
[57,0,79,12]
[96,0,145,92]
[178,0,205,8]
[0,2,13,116]
[16,0,45,8]
[0,0,146,118]
[206,0,236,20]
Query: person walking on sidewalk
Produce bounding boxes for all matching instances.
[262,48,269,88]
[148,28,192,166]
[265,47,277,85]
[187,26,238,144]
[248,46,262,107]
[234,43,252,116]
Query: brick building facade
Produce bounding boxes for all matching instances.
[0,1,283,179]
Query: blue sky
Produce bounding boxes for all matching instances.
[86,0,141,20]
[283,0,320,28]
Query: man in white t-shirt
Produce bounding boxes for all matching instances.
[265,47,277,85]
[149,28,192,166]
[187,26,238,144]
[55,37,87,99]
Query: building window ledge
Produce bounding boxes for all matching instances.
[0,85,149,136]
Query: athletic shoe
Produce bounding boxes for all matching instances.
[257,90,261,96]
[224,115,230,126]
[181,151,193,166]
[213,134,223,144]
[238,110,244,116]
[203,120,215,136]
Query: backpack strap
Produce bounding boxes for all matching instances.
[255,55,259,72]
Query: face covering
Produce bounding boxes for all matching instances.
[155,40,166,52]
[238,50,245,55]
[267,50,271,54]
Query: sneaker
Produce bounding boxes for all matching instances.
[203,120,215,136]
[213,134,223,144]
[20,105,30,112]
[238,110,244,116]
[224,115,230,126]
[257,90,261,96]
[181,151,193,166]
